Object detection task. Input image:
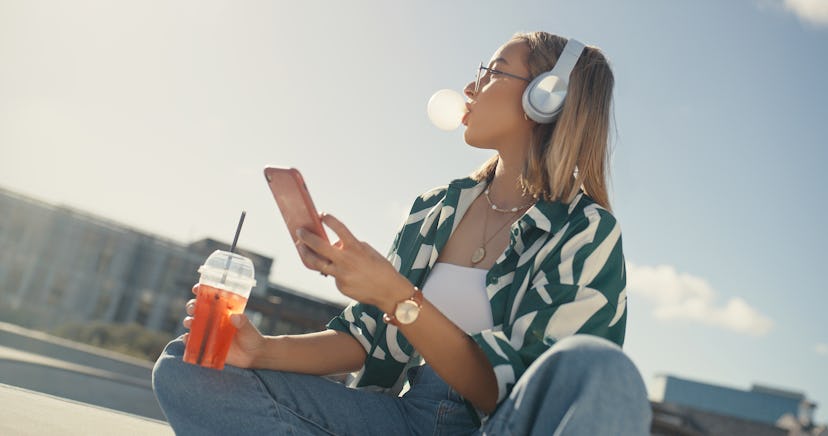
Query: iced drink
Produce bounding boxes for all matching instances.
[183,284,249,369]
[183,250,256,370]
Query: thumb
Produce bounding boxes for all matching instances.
[230,313,249,329]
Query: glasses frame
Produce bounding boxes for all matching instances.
[475,62,532,93]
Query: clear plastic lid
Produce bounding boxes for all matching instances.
[197,250,257,297]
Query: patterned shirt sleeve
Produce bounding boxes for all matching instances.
[326,301,383,355]
[470,205,627,405]
[326,187,447,358]
[325,224,404,355]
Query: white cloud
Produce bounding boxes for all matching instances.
[783,0,828,26]
[754,0,828,27]
[815,343,828,356]
[626,263,774,336]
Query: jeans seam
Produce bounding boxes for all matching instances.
[249,369,339,436]
[551,403,577,436]
[433,401,447,436]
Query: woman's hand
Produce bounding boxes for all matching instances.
[182,284,267,368]
[295,214,412,312]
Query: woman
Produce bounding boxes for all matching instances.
[153,31,653,435]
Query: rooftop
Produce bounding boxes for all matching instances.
[0,383,172,436]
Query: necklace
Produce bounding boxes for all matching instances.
[471,207,519,265]
[484,188,535,213]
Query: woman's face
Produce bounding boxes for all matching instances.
[463,39,533,151]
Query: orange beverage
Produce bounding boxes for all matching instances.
[183,284,249,370]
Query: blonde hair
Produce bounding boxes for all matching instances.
[471,32,616,211]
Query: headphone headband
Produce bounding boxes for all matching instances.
[549,38,586,84]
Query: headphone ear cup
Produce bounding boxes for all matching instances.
[522,71,567,124]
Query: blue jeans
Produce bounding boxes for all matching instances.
[152,334,652,435]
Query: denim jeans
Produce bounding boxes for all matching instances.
[152,334,652,435]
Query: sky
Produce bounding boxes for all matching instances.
[2,0,827,423]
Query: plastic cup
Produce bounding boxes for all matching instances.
[183,250,257,370]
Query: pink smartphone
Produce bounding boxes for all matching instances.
[263,166,329,247]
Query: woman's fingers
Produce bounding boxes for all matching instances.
[191,284,199,295]
[294,214,361,278]
[296,238,333,272]
[321,214,358,246]
[183,297,196,329]
[185,299,196,316]
[182,333,188,345]
[295,214,356,270]
[181,293,196,331]
[297,227,337,260]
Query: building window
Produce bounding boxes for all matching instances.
[162,297,186,334]
[135,290,155,325]
[91,292,112,320]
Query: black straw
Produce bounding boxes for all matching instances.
[230,211,246,253]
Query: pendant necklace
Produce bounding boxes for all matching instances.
[471,209,516,264]
[471,190,534,265]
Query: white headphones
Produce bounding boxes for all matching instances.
[522,38,586,124]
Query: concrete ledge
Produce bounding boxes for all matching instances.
[0,322,165,420]
[0,345,150,388]
[0,322,156,379]
[0,383,172,435]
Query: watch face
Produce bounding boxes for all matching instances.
[395,300,420,324]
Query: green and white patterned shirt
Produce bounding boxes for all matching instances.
[327,175,627,410]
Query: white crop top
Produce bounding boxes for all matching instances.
[420,262,493,334]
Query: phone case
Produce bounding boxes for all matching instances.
[263,166,329,245]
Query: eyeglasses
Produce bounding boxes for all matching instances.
[474,62,532,94]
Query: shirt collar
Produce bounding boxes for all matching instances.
[523,196,578,235]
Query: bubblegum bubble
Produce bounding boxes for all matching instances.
[427,89,468,131]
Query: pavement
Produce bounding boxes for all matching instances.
[0,344,166,420]
[0,383,173,435]
[0,322,173,434]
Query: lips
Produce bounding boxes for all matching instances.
[462,103,472,125]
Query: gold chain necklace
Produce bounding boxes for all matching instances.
[471,207,520,265]
[471,186,534,265]
[484,188,535,213]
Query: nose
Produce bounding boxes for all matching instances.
[463,80,476,99]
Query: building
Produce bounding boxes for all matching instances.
[0,186,344,338]
[250,283,345,336]
[650,374,826,435]
[651,400,789,436]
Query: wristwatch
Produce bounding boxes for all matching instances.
[383,287,423,327]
